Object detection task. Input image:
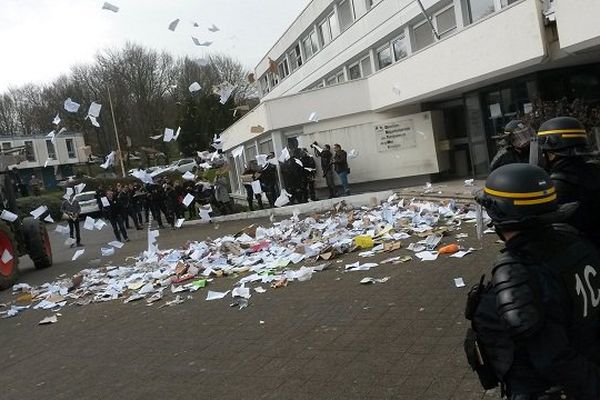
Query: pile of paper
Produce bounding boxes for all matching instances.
[0,196,486,319]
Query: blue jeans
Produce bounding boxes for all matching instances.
[337,171,350,195]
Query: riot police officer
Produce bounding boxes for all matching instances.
[489,120,532,171]
[537,116,600,248]
[465,163,600,399]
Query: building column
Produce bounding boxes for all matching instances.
[368,48,377,73]
[453,0,466,29]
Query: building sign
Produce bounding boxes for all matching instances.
[374,118,417,152]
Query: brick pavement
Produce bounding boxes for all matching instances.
[0,215,497,400]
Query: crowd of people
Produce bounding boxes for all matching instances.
[239,142,352,210]
[466,116,600,400]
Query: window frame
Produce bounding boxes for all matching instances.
[24,140,36,162]
[391,30,409,62]
[338,0,355,32]
[348,62,361,80]
[434,4,457,37]
[277,57,290,79]
[412,19,436,52]
[359,55,372,77]
[65,138,76,159]
[45,139,56,160]
[375,43,393,70]
[1,142,11,152]
[318,17,333,46]
[259,75,270,94]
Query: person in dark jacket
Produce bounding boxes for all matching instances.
[102,189,129,242]
[332,143,350,196]
[162,182,177,228]
[258,153,279,207]
[313,143,335,198]
[116,183,131,229]
[489,120,532,171]
[537,116,600,249]
[465,163,600,400]
[300,148,317,201]
[61,193,82,247]
[148,184,165,229]
[241,163,263,211]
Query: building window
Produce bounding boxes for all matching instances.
[319,19,333,46]
[336,71,345,83]
[302,31,319,60]
[464,0,495,24]
[392,32,409,61]
[289,44,303,71]
[338,0,355,32]
[376,45,392,70]
[260,75,269,94]
[1,142,11,152]
[436,6,457,37]
[45,139,56,160]
[277,58,289,79]
[24,141,35,162]
[328,12,340,40]
[269,72,279,88]
[65,138,76,158]
[413,21,435,51]
[360,56,372,77]
[246,145,257,164]
[326,76,337,86]
[259,139,274,155]
[348,63,361,80]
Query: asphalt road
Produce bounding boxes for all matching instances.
[0,215,498,400]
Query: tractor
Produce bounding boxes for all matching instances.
[0,151,53,289]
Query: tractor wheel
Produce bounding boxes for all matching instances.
[0,221,18,290]
[23,217,53,270]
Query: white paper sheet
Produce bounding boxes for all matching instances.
[102,2,119,12]
[188,82,201,93]
[101,247,115,257]
[44,214,54,223]
[251,180,262,194]
[108,241,124,249]
[83,216,95,230]
[101,197,110,207]
[75,183,86,194]
[415,251,439,261]
[89,115,100,127]
[52,113,61,126]
[182,193,194,208]
[173,126,181,141]
[168,18,180,31]
[232,287,251,299]
[308,112,319,122]
[255,154,268,167]
[163,128,174,142]
[206,290,230,301]
[63,98,80,113]
[231,146,243,158]
[55,224,70,234]
[454,277,466,288]
[30,206,48,219]
[175,218,185,228]
[72,249,85,261]
[278,147,290,163]
[182,171,195,181]
[88,102,102,118]
[94,219,107,230]
[208,23,219,32]
[39,315,58,325]
[1,249,13,264]
[0,210,18,222]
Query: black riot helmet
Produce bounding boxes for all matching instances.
[537,116,588,156]
[503,119,533,149]
[475,163,574,231]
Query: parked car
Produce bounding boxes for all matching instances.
[169,159,197,174]
[74,191,100,218]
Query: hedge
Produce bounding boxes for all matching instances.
[15,192,64,221]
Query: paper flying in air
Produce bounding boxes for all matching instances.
[454,277,466,288]
[75,182,86,194]
[218,82,235,104]
[101,247,115,257]
[102,2,119,12]
[255,154,268,167]
[101,197,110,207]
[83,216,95,231]
[88,116,100,128]
[308,112,319,122]
[168,19,180,32]
[100,151,116,169]
[108,240,124,249]
[163,128,174,142]
[188,82,201,93]
[279,147,290,163]
[182,193,195,208]
[52,113,61,126]
[55,224,70,235]
[72,249,85,261]
[251,180,262,194]
[150,134,163,140]
[348,149,359,159]
[173,126,181,141]
[0,210,18,222]
[88,102,102,118]
[44,159,51,168]
[94,219,107,230]
[196,41,212,47]
[1,249,13,264]
[63,98,80,113]
[175,218,185,228]
[208,24,220,32]
[30,206,48,219]
[44,214,54,223]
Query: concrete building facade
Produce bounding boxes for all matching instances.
[221,0,600,194]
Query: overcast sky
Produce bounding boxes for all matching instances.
[0,0,309,92]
